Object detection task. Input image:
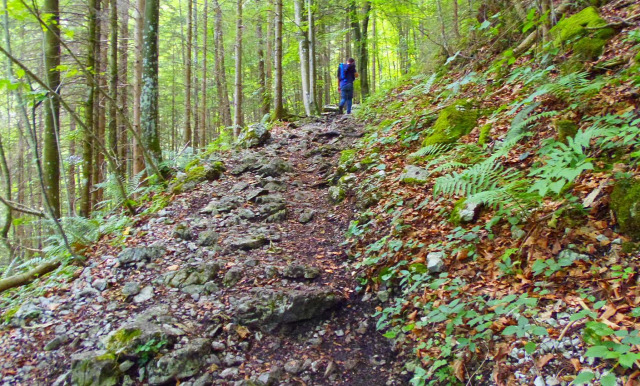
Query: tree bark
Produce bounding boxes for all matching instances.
[118,0,129,173]
[132,0,145,178]
[272,0,285,120]
[141,0,162,170]
[108,0,119,171]
[43,0,61,218]
[80,0,97,217]
[294,0,311,116]
[200,0,208,147]
[233,0,244,134]
[213,0,232,127]
[184,0,193,146]
[0,260,60,293]
[257,5,269,116]
[452,0,460,40]
[307,0,318,114]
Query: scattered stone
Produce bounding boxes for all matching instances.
[400,165,429,185]
[44,334,70,351]
[328,186,346,204]
[220,367,239,379]
[92,279,108,292]
[324,361,337,378]
[256,158,292,178]
[117,246,165,267]
[238,123,271,148]
[163,262,220,288]
[427,252,445,273]
[197,230,219,247]
[284,360,303,375]
[70,351,121,386]
[133,286,154,303]
[227,234,268,251]
[121,282,141,298]
[282,264,320,280]
[173,223,193,241]
[298,209,315,224]
[200,196,242,214]
[224,267,244,287]
[147,339,211,385]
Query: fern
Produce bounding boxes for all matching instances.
[409,143,455,160]
[433,158,504,197]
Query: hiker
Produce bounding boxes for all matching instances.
[337,58,358,114]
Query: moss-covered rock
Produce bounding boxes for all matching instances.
[550,6,609,45]
[71,350,121,386]
[328,186,346,204]
[238,123,271,148]
[400,165,429,185]
[422,100,479,146]
[478,124,492,145]
[611,179,640,240]
[573,38,608,61]
[555,120,579,143]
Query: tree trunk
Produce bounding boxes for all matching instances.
[294,0,311,116]
[118,0,129,173]
[541,0,551,42]
[80,0,97,217]
[108,0,118,171]
[436,0,450,57]
[372,12,376,94]
[184,0,193,146]
[307,0,318,114]
[67,118,76,215]
[43,0,61,218]
[272,0,285,120]
[141,0,162,170]
[193,0,199,149]
[452,0,460,40]
[132,0,145,178]
[200,0,208,147]
[233,0,243,135]
[213,0,232,127]
[257,6,268,116]
[265,0,273,113]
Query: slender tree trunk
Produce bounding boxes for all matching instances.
[80,0,97,216]
[541,0,551,42]
[94,1,107,206]
[201,0,208,147]
[233,0,244,134]
[452,0,460,40]
[265,0,273,113]
[307,0,318,114]
[193,0,199,149]
[436,0,450,57]
[67,118,76,215]
[184,0,193,146]
[108,0,119,171]
[0,134,12,260]
[372,12,376,94]
[118,0,129,174]
[132,0,145,178]
[43,0,61,218]
[213,0,232,127]
[257,6,268,116]
[141,0,162,170]
[294,0,311,116]
[272,0,285,120]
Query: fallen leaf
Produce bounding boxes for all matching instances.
[236,325,250,339]
[167,265,179,271]
[536,353,554,368]
[452,358,465,382]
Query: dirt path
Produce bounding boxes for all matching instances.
[0,117,407,386]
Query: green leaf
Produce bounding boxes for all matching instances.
[502,326,519,336]
[618,352,640,368]
[524,341,536,354]
[531,326,548,336]
[573,371,595,385]
[585,345,610,358]
[600,373,616,386]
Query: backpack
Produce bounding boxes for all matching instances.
[338,63,347,82]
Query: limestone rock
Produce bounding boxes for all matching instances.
[611,178,640,240]
[427,252,445,273]
[173,223,193,241]
[133,286,154,303]
[163,262,220,288]
[70,351,121,386]
[232,288,342,331]
[400,165,429,185]
[328,186,346,204]
[147,339,211,385]
[422,100,479,146]
[197,230,219,247]
[238,123,271,148]
[298,209,315,224]
[117,246,165,267]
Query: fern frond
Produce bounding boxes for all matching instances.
[409,143,455,159]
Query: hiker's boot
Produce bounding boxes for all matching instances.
[338,105,344,114]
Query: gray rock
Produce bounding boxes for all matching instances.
[328,186,346,204]
[282,264,320,280]
[220,367,239,379]
[71,350,121,386]
[238,123,271,148]
[44,334,70,351]
[8,301,43,327]
[192,373,213,386]
[400,165,429,185]
[298,209,315,224]
[224,353,245,367]
[118,246,165,266]
[284,360,303,375]
[173,223,193,241]
[257,366,282,386]
[427,252,445,273]
[121,282,141,297]
[133,286,154,303]
[200,196,242,214]
[164,262,220,288]
[458,201,481,223]
[147,338,211,385]
[232,288,342,332]
[237,208,256,220]
[256,158,291,178]
[92,279,108,291]
[534,376,545,386]
[228,235,268,251]
[197,230,219,247]
[224,267,244,287]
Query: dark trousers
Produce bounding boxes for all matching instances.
[339,83,354,114]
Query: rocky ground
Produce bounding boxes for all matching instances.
[0,117,408,386]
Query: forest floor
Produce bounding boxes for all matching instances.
[0,116,408,385]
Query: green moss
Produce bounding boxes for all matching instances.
[635,50,640,64]
[94,353,117,362]
[551,6,607,45]
[105,328,142,354]
[555,120,579,143]
[2,305,19,324]
[340,149,357,165]
[611,178,640,240]
[573,38,607,60]
[478,124,492,145]
[422,100,479,146]
[449,198,467,225]
[184,159,200,172]
[185,166,206,182]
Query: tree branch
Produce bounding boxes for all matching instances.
[0,196,46,218]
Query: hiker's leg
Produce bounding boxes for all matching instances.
[346,87,354,114]
[339,88,347,113]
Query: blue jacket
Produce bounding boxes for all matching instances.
[338,63,356,88]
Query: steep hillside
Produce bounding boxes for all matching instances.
[338,2,640,385]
